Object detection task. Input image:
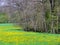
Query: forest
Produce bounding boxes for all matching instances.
[0,0,60,45]
[0,0,60,34]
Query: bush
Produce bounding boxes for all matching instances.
[0,13,8,23]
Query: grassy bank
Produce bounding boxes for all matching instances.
[0,23,60,45]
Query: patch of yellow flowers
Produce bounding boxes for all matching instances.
[0,32,60,44]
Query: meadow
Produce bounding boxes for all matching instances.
[0,23,60,45]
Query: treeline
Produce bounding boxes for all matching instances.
[0,0,60,34]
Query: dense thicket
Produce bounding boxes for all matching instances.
[0,0,60,34]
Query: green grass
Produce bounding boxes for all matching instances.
[0,23,60,45]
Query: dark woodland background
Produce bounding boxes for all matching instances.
[0,0,60,34]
